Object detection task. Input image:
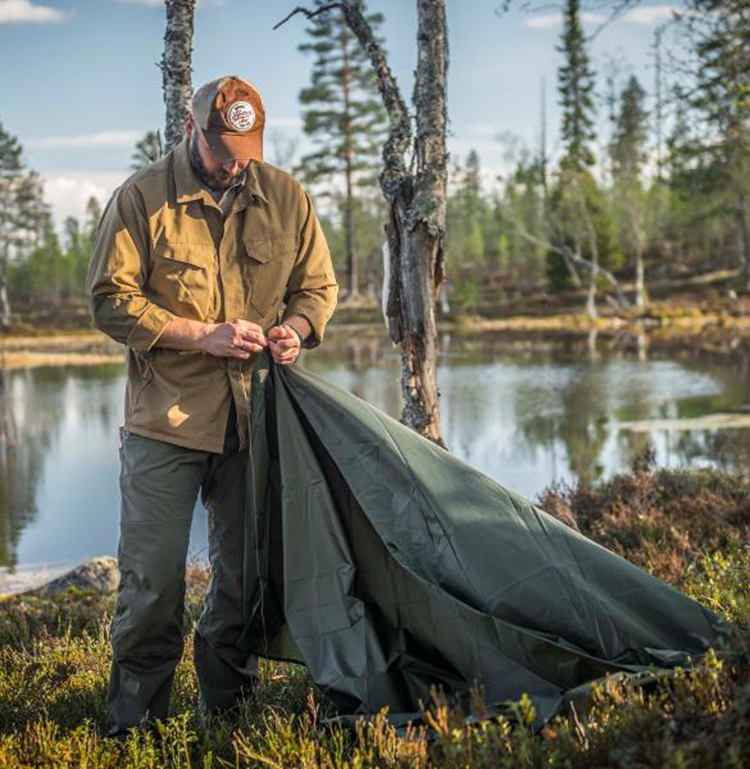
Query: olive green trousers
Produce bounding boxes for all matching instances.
[107,410,258,736]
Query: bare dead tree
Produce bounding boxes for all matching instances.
[161,0,197,152]
[497,203,631,308]
[277,1,449,448]
[576,178,601,319]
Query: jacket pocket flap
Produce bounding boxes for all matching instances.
[154,242,214,268]
[243,235,297,264]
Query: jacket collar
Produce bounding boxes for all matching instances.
[173,138,268,209]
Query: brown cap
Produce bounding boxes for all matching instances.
[192,76,265,162]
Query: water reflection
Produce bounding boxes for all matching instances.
[2,331,750,570]
[0,365,123,568]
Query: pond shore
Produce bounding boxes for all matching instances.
[4,305,750,368]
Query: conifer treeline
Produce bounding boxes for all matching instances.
[0,0,746,328]
[314,0,750,313]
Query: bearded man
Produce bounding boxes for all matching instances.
[86,75,338,736]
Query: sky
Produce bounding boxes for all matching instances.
[0,0,685,227]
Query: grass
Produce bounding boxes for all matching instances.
[0,461,749,767]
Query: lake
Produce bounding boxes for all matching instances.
[2,329,749,577]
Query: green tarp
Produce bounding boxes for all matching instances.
[238,354,732,727]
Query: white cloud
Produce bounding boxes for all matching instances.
[622,5,679,25]
[26,130,145,149]
[524,5,679,30]
[0,0,70,23]
[523,11,606,29]
[43,172,127,227]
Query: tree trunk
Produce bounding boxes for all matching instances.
[634,245,645,309]
[335,0,447,446]
[342,32,359,298]
[0,280,10,331]
[396,0,448,446]
[735,176,750,291]
[578,179,599,320]
[280,0,449,446]
[0,248,10,331]
[162,0,197,152]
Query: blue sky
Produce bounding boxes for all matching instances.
[0,0,684,225]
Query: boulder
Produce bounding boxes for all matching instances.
[26,556,120,596]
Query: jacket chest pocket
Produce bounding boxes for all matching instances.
[242,235,296,316]
[150,242,215,321]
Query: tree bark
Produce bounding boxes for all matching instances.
[397,0,448,445]
[0,246,10,331]
[162,0,197,152]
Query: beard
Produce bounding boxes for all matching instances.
[188,133,244,192]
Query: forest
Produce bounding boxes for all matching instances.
[1,0,748,328]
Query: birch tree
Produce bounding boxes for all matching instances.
[161,0,197,152]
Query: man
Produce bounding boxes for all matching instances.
[86,75,338,736]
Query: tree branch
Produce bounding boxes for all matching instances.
[497,204,631,307]
[274,1,412,201]
[272,4,344,30]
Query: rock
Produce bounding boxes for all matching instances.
[26,556,120,596]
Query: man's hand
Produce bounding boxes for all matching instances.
[200,319,267,358]
[267,324,302,365]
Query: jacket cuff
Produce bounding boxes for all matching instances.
[281,306,327,349]
[126,303,176,352]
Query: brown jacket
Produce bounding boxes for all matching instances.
[87,139,338,452]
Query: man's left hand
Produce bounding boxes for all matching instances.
[268,324,302,365]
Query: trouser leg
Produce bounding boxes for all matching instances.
[107,432,206,736]
[194,419,259,711]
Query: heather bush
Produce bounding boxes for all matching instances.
[0,465,747,767]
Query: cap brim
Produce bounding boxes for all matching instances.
[203,130,263,163]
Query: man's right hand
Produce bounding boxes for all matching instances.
[199,319,267,359]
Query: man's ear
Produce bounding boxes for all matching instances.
[185,114,195,141]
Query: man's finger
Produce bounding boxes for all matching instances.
[231,340,264,356]
[270,345,298,363]
[241,332,268,347]
[270,338,298,350]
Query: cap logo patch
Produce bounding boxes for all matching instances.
[226,101,256,132]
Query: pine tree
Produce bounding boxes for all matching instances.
[497,148,547,283]
[611,75,649,307]
[550,0,619,316]
[297,0,387,298]
[63,196,102,296]
[686,0,750,285]
[446,151,490,310]
[131,131,163,171]
[557,0,596,171]
[0,122,47,329]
